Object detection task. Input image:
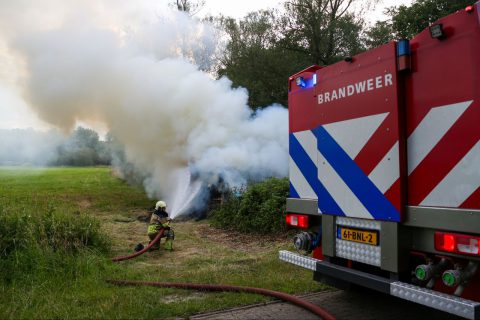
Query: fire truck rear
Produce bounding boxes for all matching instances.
[280,3,480,319]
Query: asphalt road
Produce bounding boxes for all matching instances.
[191,287,463,320]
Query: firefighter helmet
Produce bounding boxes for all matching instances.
[155,200,167,210]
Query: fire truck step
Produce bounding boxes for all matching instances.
[279,250,480,319]
[391,282,480,320]
[279,250,318,271]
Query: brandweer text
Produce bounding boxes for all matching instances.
[317,73,393,105]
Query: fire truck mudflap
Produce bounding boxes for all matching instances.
[281,3,480,320]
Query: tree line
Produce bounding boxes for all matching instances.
[191,0,474,109]
[52,127,112,166]
[0,127,113,166]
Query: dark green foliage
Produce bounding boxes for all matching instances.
[218,0,474,110]
[280,0,365,66]
[211,177,289,234]
[388,0,475,39]
[217,0,366,109]
[54,127,112,166]
[217,11,307,108]
[0,204,110,283]
[364,0,475,49]
[364,21,394,49]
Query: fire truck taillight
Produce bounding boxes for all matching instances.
[286,214,309,229]
[435,231,480,256]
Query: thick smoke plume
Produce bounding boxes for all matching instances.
[0,1,288,217]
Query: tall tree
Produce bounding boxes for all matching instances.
[280,0,365,65]
[217,11,308,108]
[364,20,393,49]
[217,2,369,108]
[54,127,112,166]
[70,127,99,149]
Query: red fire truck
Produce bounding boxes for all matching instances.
[280,3,480,319]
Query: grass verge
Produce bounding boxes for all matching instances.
[0,167,325,319]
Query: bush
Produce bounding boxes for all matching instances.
[0,205,110,283]
[210,177,289,234]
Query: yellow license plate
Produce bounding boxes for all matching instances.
[337,227,379,246]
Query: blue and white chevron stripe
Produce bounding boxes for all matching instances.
[289,130,318,200]
[289,113,401,221]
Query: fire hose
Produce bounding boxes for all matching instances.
[109,229,336,320]
[111,229,165,262]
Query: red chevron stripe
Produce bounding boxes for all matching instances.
[354,113,398,175]
[460,187,480,209]
[384,179,401,212]
[408,104,480,206]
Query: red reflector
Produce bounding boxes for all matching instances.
[286,214,309,229]
[465,5,474,13]
[435,231,480,256]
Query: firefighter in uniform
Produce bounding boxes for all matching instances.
[147,200,174,251]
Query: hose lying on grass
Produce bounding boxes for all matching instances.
[111,229,164,262]
[107,279,336,320]
[109,229,336,320]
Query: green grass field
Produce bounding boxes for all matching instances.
[0,167,324,319]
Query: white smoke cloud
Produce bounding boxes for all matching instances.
[0,0,289,217]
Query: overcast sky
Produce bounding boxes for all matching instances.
[0,0,412,132]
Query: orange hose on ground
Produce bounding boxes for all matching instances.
[106,279,336,320]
